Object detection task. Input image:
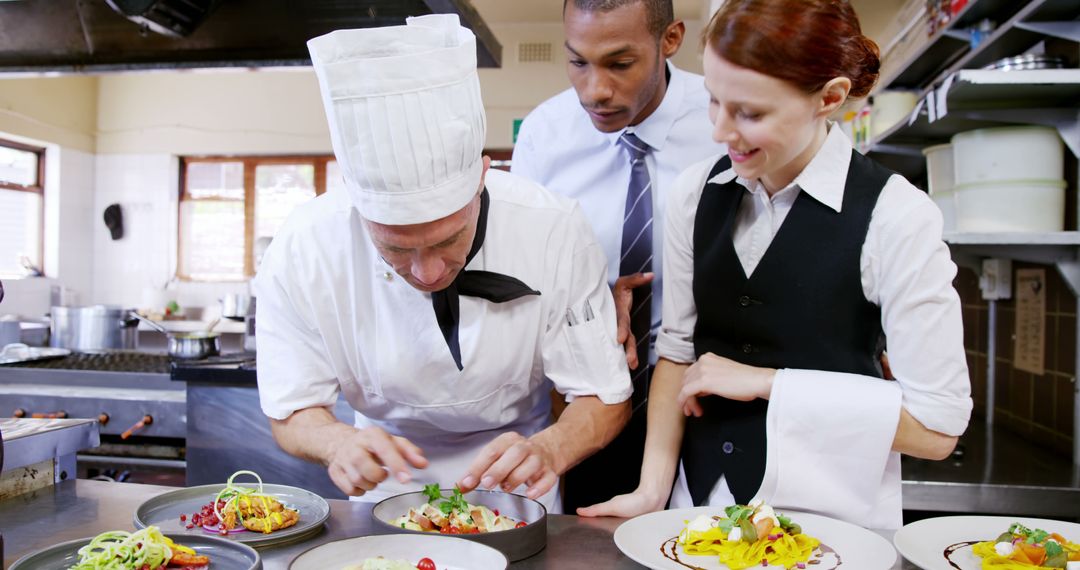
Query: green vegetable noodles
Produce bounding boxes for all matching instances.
[69,526,172,570]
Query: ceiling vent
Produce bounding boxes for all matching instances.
[517,42,553,64]
[104,0,225,37]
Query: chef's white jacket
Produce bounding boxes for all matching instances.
[254,169,633,511]
[658,126,972,529]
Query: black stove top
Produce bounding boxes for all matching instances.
[7,351,172,373]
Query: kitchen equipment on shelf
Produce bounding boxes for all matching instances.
[870,90,918,139]
[952,126,1064,185]
[984,53,1067,71]
[130,312,220,360]
[220,294,251,321]
[955,179,1067,232]
[922,143,957,232]
[50,305,139,351]
[950,126,1066,233]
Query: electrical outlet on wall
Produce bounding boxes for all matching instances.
[979,258,1012,300]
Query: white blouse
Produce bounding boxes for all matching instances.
[657,126,972,528]
[657,125,972,438]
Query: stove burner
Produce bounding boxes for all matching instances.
[7,351,172,373]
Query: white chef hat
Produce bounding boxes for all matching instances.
[307,14,486,225]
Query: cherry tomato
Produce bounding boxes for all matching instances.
[515,521,527,528]
[447,526,460,534]
[416,558,436,570]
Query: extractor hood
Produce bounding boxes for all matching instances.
[0,0,501,73]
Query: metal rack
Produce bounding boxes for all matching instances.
[867,0,1080,466]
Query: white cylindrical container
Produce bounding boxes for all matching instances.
[870,90,919,139]
[951,126,1064,185]
[954,179,1066,232]
[932,191,957,232]
[922,143,955,195]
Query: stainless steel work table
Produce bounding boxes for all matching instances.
[0,479,913,569]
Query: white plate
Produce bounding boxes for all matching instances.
[614,506,897,570]
[289,534,508,570]
[894,515,1080,570]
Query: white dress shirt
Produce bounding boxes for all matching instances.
[658,125,972,528]
[512,62,724,363]
[254,169,632,511]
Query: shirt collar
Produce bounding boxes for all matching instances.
[604,61,685,152]
[706,123,852,213]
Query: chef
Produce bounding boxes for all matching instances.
[254,14,632,512]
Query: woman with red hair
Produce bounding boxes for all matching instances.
[580,0,971,528]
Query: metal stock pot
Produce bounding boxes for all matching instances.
[50,305,139,351]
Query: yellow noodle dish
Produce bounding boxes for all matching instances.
[677,501,820,570]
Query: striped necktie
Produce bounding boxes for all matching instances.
[619,131,653,410]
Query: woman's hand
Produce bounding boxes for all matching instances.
[679,353,777,416]
[575,487,668,518]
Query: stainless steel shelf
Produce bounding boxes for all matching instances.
[880,0,1029,90]
[870,69,1080,152]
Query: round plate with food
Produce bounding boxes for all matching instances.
[134,470,330,548]
[9,526,262,570]
[371,485,546,562]
[289,533,507,570]
[894,515,1080,570]
[614,503,897,569]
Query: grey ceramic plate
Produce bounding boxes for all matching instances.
[9,533,262,570]
[134,483,330,548]
[290,533,508,570]
[372,489,547,562]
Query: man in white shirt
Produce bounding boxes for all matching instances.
[255,15,632,512]
[511,0,724,511]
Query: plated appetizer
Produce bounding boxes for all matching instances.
[68,526,208,569]
[182,470,300,536]
[675,501,824,570]
[343,557,437,570]
[390,485,526,534]
[967,522,1080,568]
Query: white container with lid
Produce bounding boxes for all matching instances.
[954,179,1066,232]
[951,126,1064,185]
[922,143,955,195]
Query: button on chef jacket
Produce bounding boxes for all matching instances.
[254,168,633,511]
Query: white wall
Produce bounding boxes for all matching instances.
[0,76,98,317]
[480,20,706,149]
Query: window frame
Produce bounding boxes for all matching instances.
[178,155,333,282]
[0,137,46,277]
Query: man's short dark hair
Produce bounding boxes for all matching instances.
[565,0,675,38]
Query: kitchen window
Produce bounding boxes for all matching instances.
[0,138,45,279]
[178,156,342,281]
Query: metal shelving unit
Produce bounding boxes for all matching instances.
[867,0,1080,465]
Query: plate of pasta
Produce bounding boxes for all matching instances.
[893,515,1080,569]
[613,502,897,570]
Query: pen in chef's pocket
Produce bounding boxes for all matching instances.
[565,308,579,327]
[582,299,595,322]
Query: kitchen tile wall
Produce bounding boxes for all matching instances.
[957,263,1077,456]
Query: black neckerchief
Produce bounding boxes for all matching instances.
[431,188,540,370]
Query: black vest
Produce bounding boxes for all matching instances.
[681,150,892,505]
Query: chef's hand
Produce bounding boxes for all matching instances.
[457,432,557,501]
[327,426,428,497]
[576,488,666,518]
[613,272,654,370]
[679,353,776,417]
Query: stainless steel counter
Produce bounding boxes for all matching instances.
[0,480,914,569]
[0,417,99,479]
